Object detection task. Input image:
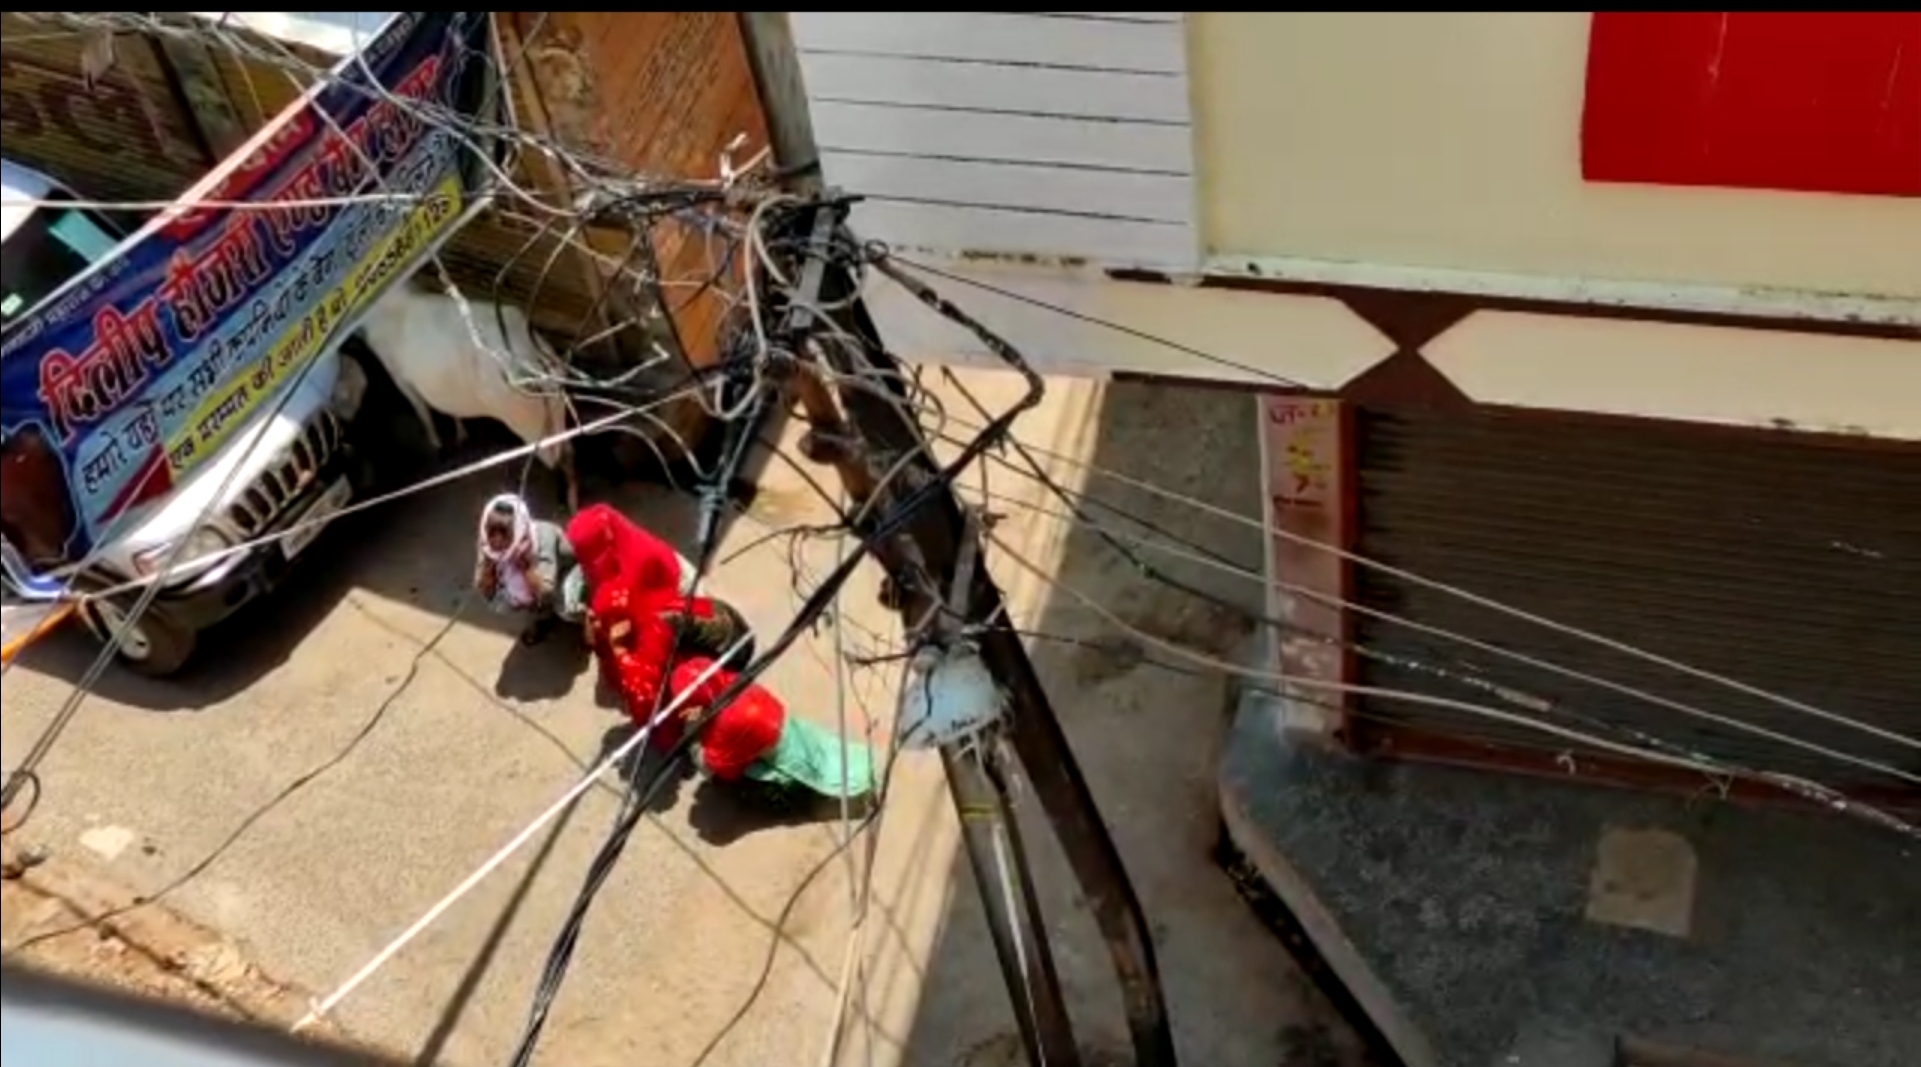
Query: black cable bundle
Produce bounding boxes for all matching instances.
[506,386,770,1067]
[504,222,1042,1066]
[506,211,823,1066]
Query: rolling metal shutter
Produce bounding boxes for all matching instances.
[1352,407,1921,793]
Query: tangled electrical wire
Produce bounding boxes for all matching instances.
[2,13,1037,1059]
[0,10,816,823]
[7,17,1917,1067]
[0,54,920,1067]
[5,11,778,419]
[501,187,1052,1063]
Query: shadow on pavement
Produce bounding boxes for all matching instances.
[16,503,416,713]
[16,411,772,713]
[594,721,698,816]
[493,618,594,704]
[685,776,871,848]
[409,789,589,1067]
[892,378,1374,1067]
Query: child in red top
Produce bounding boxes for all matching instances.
[664,655,880,803]
[664,656,786,780]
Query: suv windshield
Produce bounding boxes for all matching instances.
[1,191,125,328]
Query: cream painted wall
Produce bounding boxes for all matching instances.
[1188,12,1921,302]
[861,262,1393,387]
[868,262,1921,440]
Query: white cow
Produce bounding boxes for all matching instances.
[358,286,580,511]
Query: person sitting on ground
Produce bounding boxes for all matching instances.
[664,654,878,807]
[589,583,756,749]
[565,503,756,733]
[473,492,582,645]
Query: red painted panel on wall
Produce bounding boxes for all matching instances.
[1582,12,1921,198]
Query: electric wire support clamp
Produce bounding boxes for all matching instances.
[897,511,1005,751]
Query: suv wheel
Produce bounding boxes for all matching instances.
[79,595,197,678]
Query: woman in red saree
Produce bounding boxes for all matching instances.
[564,504,876,802]
[565,503,690,610]
[565,504,755,744]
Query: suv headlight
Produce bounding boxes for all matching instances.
[132,526,232,578]
[329,355,369,420]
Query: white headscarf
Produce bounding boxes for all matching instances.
[478,493,536,608]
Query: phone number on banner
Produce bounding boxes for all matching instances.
[166,176,465,473]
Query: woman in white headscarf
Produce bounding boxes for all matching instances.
[474,492,584,644]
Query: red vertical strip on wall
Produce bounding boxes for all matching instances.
[1582,12,1921,197]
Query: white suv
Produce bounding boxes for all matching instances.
[2,158,381,676]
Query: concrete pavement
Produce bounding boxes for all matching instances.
[1,370,1360,1066]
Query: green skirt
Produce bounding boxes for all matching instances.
[745,715,877,799]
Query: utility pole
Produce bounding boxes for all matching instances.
[778,204,1081,1066]
[737,18,1175,1064]
[780,194,1176,1067]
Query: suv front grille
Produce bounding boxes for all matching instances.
[226,411,342,538]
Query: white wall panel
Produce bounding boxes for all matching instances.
[821,153,1193,225]
[808,102,1193,175]
[847,202,1194,269]
[791,12,1187,73]
[791,12,1200,271]
[797,54,1192,123]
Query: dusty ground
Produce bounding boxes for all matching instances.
[0,371,1362,1066]
[1,838,336,1038]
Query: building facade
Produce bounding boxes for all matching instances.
[780,10,1921,794]
[774,17,1921,1064]
[2,11,769,445]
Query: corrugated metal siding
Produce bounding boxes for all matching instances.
[1352,408,1921,791]
[0,22,214,204]
[788,11,1200,270]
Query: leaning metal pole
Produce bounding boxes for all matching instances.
[853,254,1177,1067]
[777,196,1177,1066]
[776,204,1081,1066]
[737,19,1174,1058]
